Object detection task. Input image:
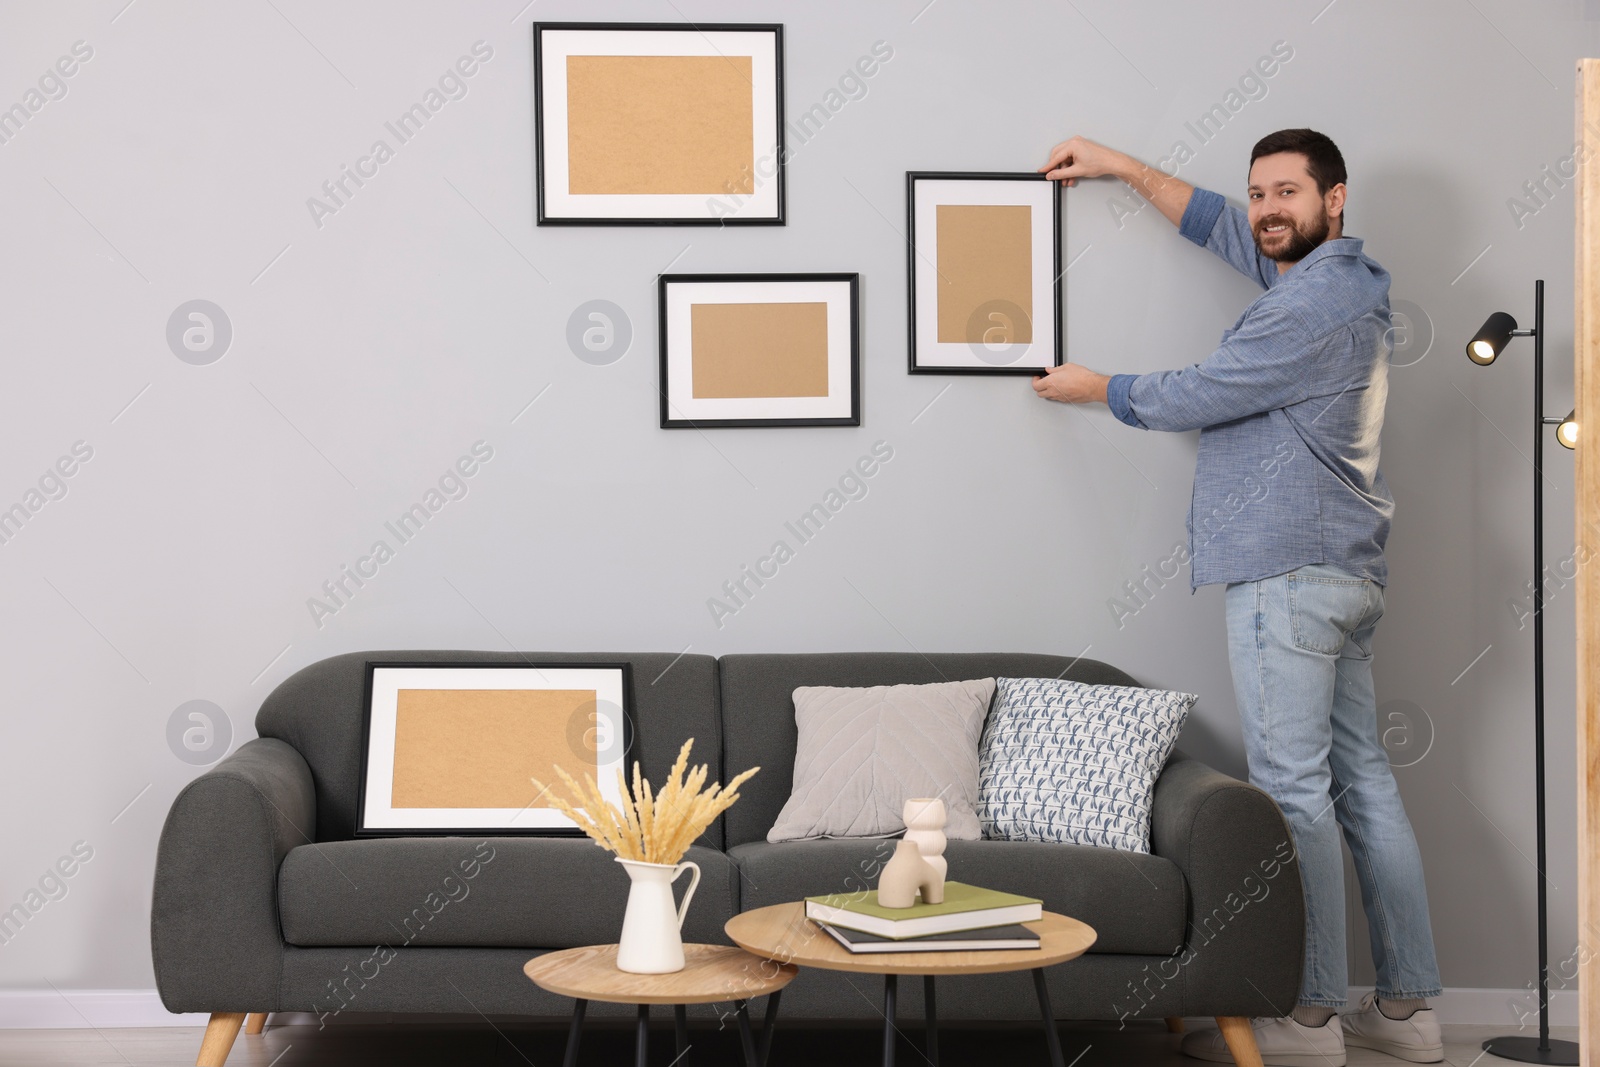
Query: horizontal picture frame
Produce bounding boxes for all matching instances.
[356,661,632,836]
[658,272,861,428]
[907,171,1063,375]
[533,22,785,226]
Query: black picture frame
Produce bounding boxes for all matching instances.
[906,171,1064,375]
[533,22,786,226]
[657,272,861,429]
[354,660,634,838]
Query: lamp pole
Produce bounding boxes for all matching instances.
[1531,277,1551,1056]
[1482,279,1579,1064]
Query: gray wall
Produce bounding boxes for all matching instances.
[0,0,1589,1004]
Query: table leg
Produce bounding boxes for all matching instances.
[674,1004,688,1057]
[882,974,898,1067]
[636,1003,649,1067]
[759,989,783,1067]
[924,975,939,1066]
[735,999,759,1067]
[1032,968,1065,1067]
[563,999,586,1067]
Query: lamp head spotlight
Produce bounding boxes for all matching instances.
[1467,311,1519,365]
[1559,410,1580,450]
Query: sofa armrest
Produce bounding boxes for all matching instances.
[151,737,314,1012]
[1148,753,1304,1017]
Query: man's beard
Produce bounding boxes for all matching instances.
[1253,208,1329,263]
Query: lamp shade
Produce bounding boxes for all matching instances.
[1559,410,1580,450]
[1467,311,1519,365]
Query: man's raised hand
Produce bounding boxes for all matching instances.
[1038,136,1126,187]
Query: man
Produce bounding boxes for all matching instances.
[1033,130,1442,1066]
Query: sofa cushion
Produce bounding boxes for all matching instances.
[979,678,1195,853]
[767,679,994,843]
[728,837,1187,956]
[255,650,724,845]
[719,653,1142,848]
[278,837,738,949]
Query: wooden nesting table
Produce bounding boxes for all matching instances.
[523,943,796,1067]
[725,903,1097,1067]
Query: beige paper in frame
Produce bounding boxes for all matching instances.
[566,55,754,196]
[361,666,627,831]
[390,688,595,809]
[690,302,830,399]
[539,27,780,221]
[935,204,1034,344]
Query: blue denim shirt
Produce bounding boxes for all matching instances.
[1106,187,1394,590]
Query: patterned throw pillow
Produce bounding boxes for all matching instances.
[977,677,1195,853]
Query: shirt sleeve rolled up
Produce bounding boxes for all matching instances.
[1182,186,1275,290]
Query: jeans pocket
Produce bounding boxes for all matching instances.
[1288,572,1372,655]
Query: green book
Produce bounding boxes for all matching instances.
[804,881,1043,940]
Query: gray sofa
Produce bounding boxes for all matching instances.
[153,649,1303,1065]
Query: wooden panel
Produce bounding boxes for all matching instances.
[1577,56,1600,1067]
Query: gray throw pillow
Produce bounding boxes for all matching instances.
[978,677,1195,853]
[765,678,996,843]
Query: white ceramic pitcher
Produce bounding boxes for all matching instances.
[614,857,701,974]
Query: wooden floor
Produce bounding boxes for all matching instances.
[0,1018,1578,1065]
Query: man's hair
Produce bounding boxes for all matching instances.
[1250,128,1346,230]
[1249,128,1346,197]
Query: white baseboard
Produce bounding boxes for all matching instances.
[0,987,1579,1029]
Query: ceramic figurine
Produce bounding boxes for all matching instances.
[903,797,948,884]
[877,839,943,908]
[877,797,950,908]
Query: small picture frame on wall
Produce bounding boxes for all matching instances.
[533,22,785,225]
[355,662,632,836]
[907,172,1063,374]
[658,273,860,429]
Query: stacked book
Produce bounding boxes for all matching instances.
[804,881,1043,954]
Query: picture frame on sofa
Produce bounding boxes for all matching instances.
[355,661,633,835]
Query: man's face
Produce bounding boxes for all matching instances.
[1247,152,1341,264]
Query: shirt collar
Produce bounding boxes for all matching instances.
[1278,236,1364,280]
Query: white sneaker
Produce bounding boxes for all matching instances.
[1341,992,1443,1062]
[1180,1015,1346,1067]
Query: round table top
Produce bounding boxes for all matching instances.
[724,903,1097,977]
[523,943,797,1005]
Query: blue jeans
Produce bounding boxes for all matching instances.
[1224,562,1442,1008]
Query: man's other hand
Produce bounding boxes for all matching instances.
[1032,362,1110,404]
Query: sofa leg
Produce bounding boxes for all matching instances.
[1164,1016,1184,1033]
[196,1012,246,1067]
[243,1013,267,1035]
[1216,1017,1263,1067]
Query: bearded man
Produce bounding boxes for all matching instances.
[1033,128,1443,1066]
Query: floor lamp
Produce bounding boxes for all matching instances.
[1466,278,1580,1064]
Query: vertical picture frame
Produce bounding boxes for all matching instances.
[906,172,1063,374]
[533,22,786,225]
[657,273,861,428]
